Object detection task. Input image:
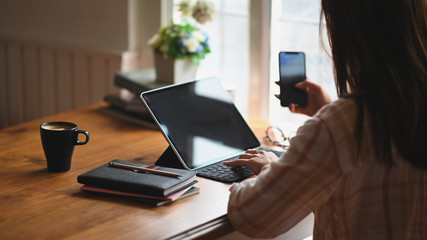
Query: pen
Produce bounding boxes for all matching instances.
[109,161,181,178]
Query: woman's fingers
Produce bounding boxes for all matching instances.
[223,159,247,167]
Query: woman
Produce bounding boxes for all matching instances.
[224,0,427,239]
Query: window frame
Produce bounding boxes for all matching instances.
[247,0,272,119]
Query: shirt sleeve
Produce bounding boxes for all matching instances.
[227,116,344,238]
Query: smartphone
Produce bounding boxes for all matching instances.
[279,51,307,107]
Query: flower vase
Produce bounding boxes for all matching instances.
[154,52,198,85]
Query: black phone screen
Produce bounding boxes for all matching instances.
[279,51,307,107]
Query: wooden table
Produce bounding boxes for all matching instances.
[0,103,261,239]
[0,103,314,240]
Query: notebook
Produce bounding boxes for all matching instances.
[140,77,283,183]
[77,159,197,197]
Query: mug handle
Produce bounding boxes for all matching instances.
[75,130,90,145]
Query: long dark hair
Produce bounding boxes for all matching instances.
[321,0,427,169]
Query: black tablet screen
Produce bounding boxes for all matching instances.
[141,77,260,169]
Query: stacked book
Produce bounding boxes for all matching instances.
[77,159,199,207]
[101,69,169,129]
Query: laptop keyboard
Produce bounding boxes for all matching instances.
[196,148,283,183]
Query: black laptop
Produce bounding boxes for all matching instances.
[140,77,283,183]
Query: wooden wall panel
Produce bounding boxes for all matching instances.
[107,57,122,95]
[39,48,56,117]
[7,43,25,124]
[56,51,73,113]
[72,53,90,109]
[0,39,123,129]
[0,42,8,127]
[90,56,107,103]
[23,46,41,121]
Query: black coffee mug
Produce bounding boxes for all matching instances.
[40,121,90,172]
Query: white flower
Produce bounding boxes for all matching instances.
[148,34,161,49]
[192,31,206,42]
[183,38,200,52]
[178,0,193,17]
[192,0,216,24]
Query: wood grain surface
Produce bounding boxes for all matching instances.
[0,103,270,240]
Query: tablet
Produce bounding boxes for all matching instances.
[140,77,261,170]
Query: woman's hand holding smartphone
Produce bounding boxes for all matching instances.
[288,80,333,117]
[278,52,333,117]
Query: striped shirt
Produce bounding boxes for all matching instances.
[228,99,427,239]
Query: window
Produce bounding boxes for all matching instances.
[269,0,335,130]
[196,0,250,116]
[168,0,335,130]
[171,0,250,115]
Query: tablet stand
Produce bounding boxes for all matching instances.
[155,146,185,169]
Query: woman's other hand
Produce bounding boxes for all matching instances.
[223,149,279,175]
